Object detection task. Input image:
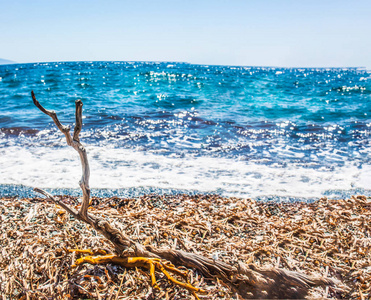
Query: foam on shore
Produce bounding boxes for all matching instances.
[1,145,370,200]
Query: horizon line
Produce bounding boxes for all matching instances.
[0,59,368,70]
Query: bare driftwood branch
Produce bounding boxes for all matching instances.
[31,91,343,299]
[31,91,148,255]
[32,91,90,219]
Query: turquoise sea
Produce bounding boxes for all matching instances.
[0,61,370,201]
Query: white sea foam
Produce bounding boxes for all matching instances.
[1,145,370,199]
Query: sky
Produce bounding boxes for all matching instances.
[1,0,370,68]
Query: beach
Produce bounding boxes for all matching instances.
[1,62,370,299]
[1,194,370,299]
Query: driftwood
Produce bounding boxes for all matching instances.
[30,91,342,299]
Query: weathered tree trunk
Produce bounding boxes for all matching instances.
[31,91,343,299]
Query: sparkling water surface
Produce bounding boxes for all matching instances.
[0,62,370,201]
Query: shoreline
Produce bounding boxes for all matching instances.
[1,184,371,204]
[1,194,370,299]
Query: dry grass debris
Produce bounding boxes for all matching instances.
[0,194,370,299]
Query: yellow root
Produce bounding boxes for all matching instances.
[67,248,107,255]
[69,250,206,298]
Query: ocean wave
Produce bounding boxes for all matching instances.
[1,62,370,201]
[0,145,370,200]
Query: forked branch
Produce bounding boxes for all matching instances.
[32,91,90,219]
[31,91,141,253]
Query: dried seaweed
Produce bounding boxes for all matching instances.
[1,194,369,299]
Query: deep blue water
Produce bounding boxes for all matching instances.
[0,61,370,201]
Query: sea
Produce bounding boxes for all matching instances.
[0,61,370,202]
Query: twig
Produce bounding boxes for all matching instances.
[33,188,79,219]
[115,270,126,300]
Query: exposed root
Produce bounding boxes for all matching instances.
[70,250,206,297]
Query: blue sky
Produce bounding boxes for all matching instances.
[1,0,370,68]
